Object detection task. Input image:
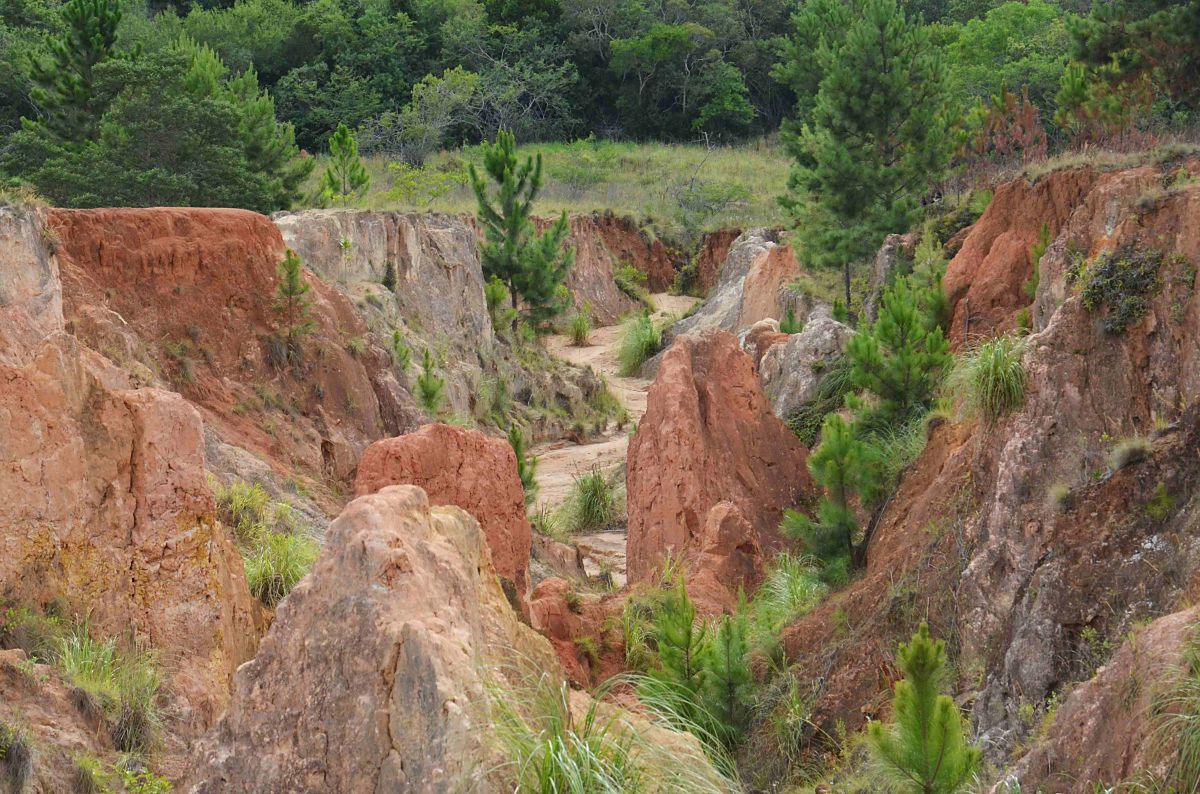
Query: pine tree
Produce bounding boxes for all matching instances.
[641,575,710,730]
[415,349,445,414]
[28,0,127,142]
[321,122,369,207]
[847,276,951,431]
[867,624,981,794]
[778,0,952,310]
[701,611,752,748]
[783,413,878,572]
[274,249,315,365]
[507,424,538,506]
[470,130,574,331]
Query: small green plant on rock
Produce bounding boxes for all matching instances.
[1146,481,1174,521]
[951,335,1027,420]
[614,263,654,309]
[390,330,411,372]
[507,425,538,506]
[245,532,320,607]
[1081,246,1165,334]
[273,249,316,366]
[1108,435,1152,471]
[415,349,445,414]
[779,306,801,334]
[0,720,32,793]
[867,623,981,794]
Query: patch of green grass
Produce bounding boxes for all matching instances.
[779,306,802,335]
[1146,481,1174,521]
[323,139,790,243]
[244,532,320,607]
[214,480,271,545]
[743,554,827,653]
[617,313,662,377]
[567,308,591,347]
[614,264,655,310]
[950,335,1027,420]
[0,605,66,662]
[57,628,163,754]
[785,356,854,447]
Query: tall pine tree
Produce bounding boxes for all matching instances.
[274,248,315,364]
[470,130,574,331]
[321,122,369,207]
[28,0,127,142]
[868,624,981,794]
[778,0,952,310]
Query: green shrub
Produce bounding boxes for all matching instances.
[415,349,446,414]
[562,467,621,534]
[244,532,320,607]
[507,425,539,506]
[476,375,511,426]
[617,313,662,376]
[779,306,801,334]
[568,307,592,346]
[0,606,66,662]
[785,356,854,446]
[952,335,1027,419]
[345,336,366,357]
[1109,435,1153,471]
[57,628,163,754]
[1080,246,1164,334]
[214,480,270,545]
[0,721,32,793]
[73,754,108,794]
[614,263,654,309]
[1047,482,1070,512]
[1146,482,1174,521]
[390,330,411,372]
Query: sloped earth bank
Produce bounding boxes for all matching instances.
[532,293,698,582]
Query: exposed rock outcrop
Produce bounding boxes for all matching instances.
[687,501,765,614]
[741,318,788,367]
[52,207,412,487]
[694,228,741,295]
[186,485,558,793]
[0,205,61,367]
[0,335,260,730]
[779,160,1200,765]
[572,212,679,295]
[758,315,854,419]
[666,229,801,341]
[863,232,913,323]
[626,329,814,588]
[354,423,533,601]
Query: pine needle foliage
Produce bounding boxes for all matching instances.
[779,305,802,334]
[702,612,753,749]
[471,130,574,331]
[867,623,981,794]
[321,122,369,206]
[508,424,539,506]
[273,248,315,365]
[415,348,445,414]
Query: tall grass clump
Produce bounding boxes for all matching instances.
[488,671,733,793]
[245,531,320,607]
[567,306,591,346]
[951,335,1027,419]
[1109,435,1153,471]
[57,628,163,754]
[743,554,828,651]
[618,313,662,376]
[215,480,271,544]
[562,466,622,534]
[0,721,32,794]
[1147,629,1200,792]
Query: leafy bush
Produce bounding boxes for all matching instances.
[1080,247,1164,334]
[484,275,517,331]
[1109,435,1153,471]
[0,721,32,793]
[614,264,654,309]
[951,335,1027,419]
[415,349,445,414]
[57,628,163,754]
[618,313,662,376]
[244,531,319,607]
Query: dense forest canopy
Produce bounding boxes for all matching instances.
[0,0,1196,212]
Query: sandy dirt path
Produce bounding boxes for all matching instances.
[531,293,698,511]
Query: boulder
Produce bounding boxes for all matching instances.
[741,318,788,368]
[355,423,532,600]
[626,329,814,588]
[0,205,61,367]
[758,315,854,419]
[0,335,260,730]
[863,233,913,323]
[184,485,558,793]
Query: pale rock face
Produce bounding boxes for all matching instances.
[0,205,62,366]
[625,329,813,589]
[758,315,854,420]
[185,485,558,794]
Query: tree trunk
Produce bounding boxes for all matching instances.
[509,281,519,332]
[843,260,851,315]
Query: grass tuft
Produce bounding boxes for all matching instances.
[951,335,1027,419]
[0,721,32,793]
[617,314,662,376]
[1109,435,1153,471]
[567,308,592,347]
[245,532,320,607]
[561,467,623,534]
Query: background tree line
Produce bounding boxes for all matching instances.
[0,0,1195,211]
